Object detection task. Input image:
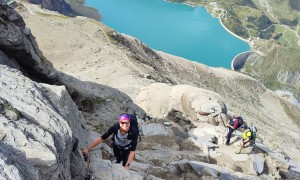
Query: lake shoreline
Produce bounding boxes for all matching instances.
[76,0,251,50]
[218,18,252,48]
[67,0,101,21]
[76,0,250,69]
[167,1,252,49]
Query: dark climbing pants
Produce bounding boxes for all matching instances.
[113,143,130,166]
[226,128,235,145]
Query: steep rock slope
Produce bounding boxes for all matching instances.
[27,0,101,20]
[1,1,300,178]
[0,0,58,83]
[0,65,75,179]
[0,2,144,178]
[16,1,300,169]
[28,0,73,16]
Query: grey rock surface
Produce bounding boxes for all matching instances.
[0,65,85,179]
[0,142,39,180]
[137,84,226,123]
[141,123,167,136]
[0,2,300,179]
[18,2,300,167]
[136,150,209,167]
[57,72,146,128]
[250,154,265,175]
[41,83,87,149]
[28,0,73,16]
[0,3,58,83]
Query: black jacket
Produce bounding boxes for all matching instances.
[101,123,138,151]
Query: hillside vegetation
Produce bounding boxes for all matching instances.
[170,0,300,101]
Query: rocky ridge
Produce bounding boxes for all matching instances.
[27,0,73,16]
[27,0,101,20]
[1,1,300,179]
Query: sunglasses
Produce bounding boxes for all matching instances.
[120,121,130,125]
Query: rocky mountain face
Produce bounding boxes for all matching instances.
[1,1,300,179]
[0,1,142,179]
[26,0,101,21]
[277,71,300,89]
[27,0,73,16]
[0,0,58,83]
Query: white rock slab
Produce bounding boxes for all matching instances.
[249,154,265,175]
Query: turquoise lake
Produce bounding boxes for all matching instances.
[85,0,250,68]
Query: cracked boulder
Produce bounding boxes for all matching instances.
[0,2,58,83]
[0,65,78,179]
[136,83,227,124]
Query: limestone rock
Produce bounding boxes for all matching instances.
[89,159,112,179]
[136,150,209,167]
[0,50,21,71]
[17,2,300,167]
[144,174,165,180]
[1,1,299,179]
[141,123,167,136]
[137,84,226,123]
[58,72,146,128]
[249,154,265,175]
[130,161,151,172]
[172,160,236,178]
[41,83,87,149]
[0,65,82,179]
[137,83,172,118]
[188,125,221,151]
[277,71,300,89]
[0,4,59,83]
[112,163,131,179]
[290,167,300,179]
[137,134,179,151]
[179,137,203,151]
[3,109,20,121]
[28,0,73,16]
[0,142,39,180]
[41,83,88,178]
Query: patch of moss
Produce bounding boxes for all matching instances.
[0,101,20,120]
[94,124,104,134]
[80,97,105,112]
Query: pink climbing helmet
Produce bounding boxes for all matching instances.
[118,113,131,121]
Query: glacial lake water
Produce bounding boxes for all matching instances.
[85,0,250,68]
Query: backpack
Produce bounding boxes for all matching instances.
[129,113,139,131]
[235,116,244,128]
[250,126,257,144]
[129,113,142,142]
[116,112,141,142]
[231,116,243,129]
